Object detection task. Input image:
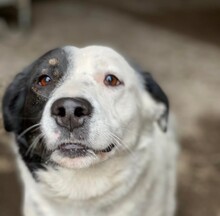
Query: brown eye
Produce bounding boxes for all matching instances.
[104,74,121,86]
[38,75,51,86]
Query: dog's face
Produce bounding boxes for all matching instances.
[2,46,169,172]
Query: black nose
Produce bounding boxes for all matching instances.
[51,97,92,131]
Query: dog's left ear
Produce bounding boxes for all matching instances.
[141,72,169,132]
[2,69,30,133]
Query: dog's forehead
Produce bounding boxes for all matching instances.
[64,45,125,62]
[63,46,132,76]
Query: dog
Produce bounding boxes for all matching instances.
[2,45,178,216]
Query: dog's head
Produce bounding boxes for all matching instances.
[2,46,169,172]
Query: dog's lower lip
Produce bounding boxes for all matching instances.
[57,143,115,155]
[58,143,88,151]
[57,143,88,158]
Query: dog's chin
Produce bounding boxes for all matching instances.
[49,143,116,169]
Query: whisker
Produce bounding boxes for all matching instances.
[26,135,41,156]
[18,123,41,138]
[104,122,133,132]
[25,133,44,156]
[87,149,98,160]
[107,131,136,158]
[39,136,50,161]
[89,128,135,158]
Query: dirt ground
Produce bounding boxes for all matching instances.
[0,1,220,216]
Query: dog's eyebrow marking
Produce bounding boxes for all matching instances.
[49,58,59,66]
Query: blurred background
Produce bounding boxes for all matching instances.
[0,0,220,216]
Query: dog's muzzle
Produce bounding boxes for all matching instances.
[49,97,116,161]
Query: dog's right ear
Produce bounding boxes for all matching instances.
[2,69,30,132]
[140,72,169,132]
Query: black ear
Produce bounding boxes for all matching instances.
[2,69,29,132]
[141,72,169,132]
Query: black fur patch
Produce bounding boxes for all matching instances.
[2,48,69,173]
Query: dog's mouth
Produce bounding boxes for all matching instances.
[57,143,115,158]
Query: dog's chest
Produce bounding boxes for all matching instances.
[26,177,169,216]
[24,156,173,216]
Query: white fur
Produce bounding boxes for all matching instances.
[15,46,178,216]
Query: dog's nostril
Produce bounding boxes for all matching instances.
[74,107,85,117]
[52,106,66,117]
[58,107,66,117]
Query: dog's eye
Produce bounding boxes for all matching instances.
[104,74,121,87]
[38,75,52,86]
